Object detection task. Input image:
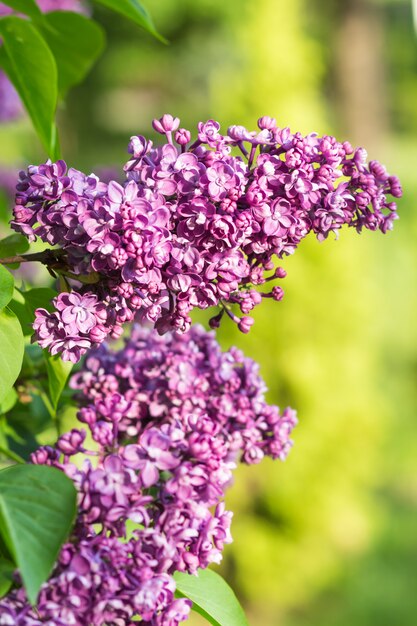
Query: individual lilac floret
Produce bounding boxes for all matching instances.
[0,325,295,625]
[12,116,402,360]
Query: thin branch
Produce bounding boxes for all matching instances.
[0,249,102,286]
[0,249,65,266]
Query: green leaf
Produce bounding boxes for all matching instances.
[8,293,31,336]
[0,266,14,310]
[92,0,167,43]
[0,464,77,605]
[0,558,15,597]
[44,352,73,412]
[0,234,30,261]
[0,387,17,415]
[39,12,106,97]
[0,307,24,406]
[0,0,42,20]
[174,569,250,626]
[0,17,59,158]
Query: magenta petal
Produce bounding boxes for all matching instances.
[140,462,160,487]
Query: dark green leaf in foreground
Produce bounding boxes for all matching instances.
[0,307,24,405]
[0,0,42,20]
[39,12,106,97]
[174,569,250,626]
[93,0,167,43]
[0,17,59,157]
[0,265,14,310]
[0,387,17,415]
[44,352,73,412]
[0,464,77,604]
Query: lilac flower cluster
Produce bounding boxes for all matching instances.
[12,115,402,361]
[0,0,86,123]
[0,325,297,625]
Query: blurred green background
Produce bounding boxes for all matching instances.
[1,0,416,624]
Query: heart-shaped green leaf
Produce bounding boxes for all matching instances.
[44,352,73,412]
[0,464,77,605]
[39,11,105,97]
[0,266,14,310]
[93,0,167,43]
[0,16,59,158]
[0,387,17,415]
[174,569,250,626]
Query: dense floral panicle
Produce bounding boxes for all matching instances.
[72,324,297,464]
[0,536,192,626]
[0,326,295,625]
[12,115,402,360]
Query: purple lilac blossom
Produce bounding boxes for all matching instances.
[33,291,110,363]
[11,116,402,361]
[0,324,297,625]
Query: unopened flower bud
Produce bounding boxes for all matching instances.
[209,311,223,328]
[57,429,86,455]
[257,116,276,130]
[152,114,180,134]
[90,324,108,343]
[275,267,287,279]
[31,446,60,465]
[238,316,254,333]
[272,286,284,301]
[175,128,191,146]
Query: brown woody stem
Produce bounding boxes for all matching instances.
[0,249,65,266]
[0,248,102,287]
